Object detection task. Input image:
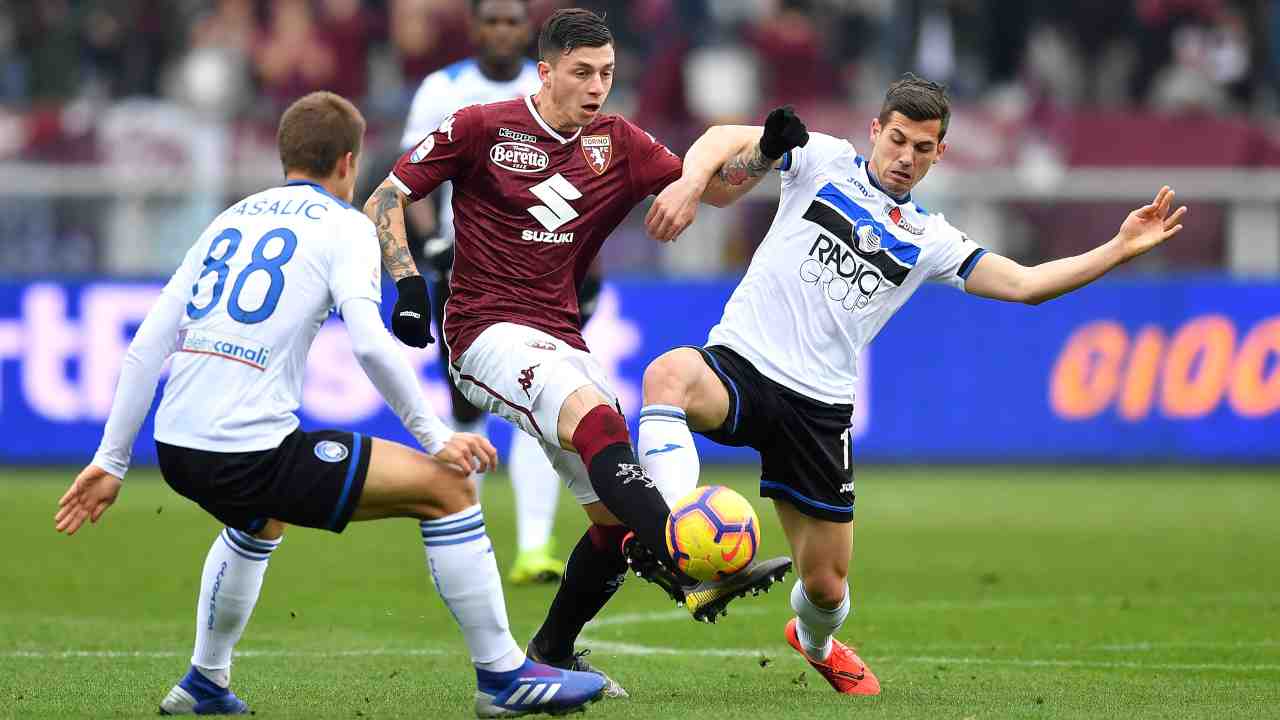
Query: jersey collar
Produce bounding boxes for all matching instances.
[524,94,583,145]
[861,159,911,205]
[285,179,353,209]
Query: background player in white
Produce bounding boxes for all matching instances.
[639,74,1188,695]
[53,91,604,718]
[399,0,568,585]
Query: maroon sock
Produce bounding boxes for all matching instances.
[531,524,629,660]
[572,405,673,560]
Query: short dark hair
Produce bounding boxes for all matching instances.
[878,73,950,140]
[537,8,612,62]
[277,91,366,177]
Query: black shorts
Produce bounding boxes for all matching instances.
[156,428,373,534]
[690,345,855,523]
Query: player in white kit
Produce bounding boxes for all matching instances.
[399,0,571,585]
[638,75,1187,696]
[53,92,604,718]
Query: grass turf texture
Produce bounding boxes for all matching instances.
[3,466,1278,719]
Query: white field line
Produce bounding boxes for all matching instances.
[576,641,1280,673]
[6,642,1278,674]
[1,648,448,660]
[7,599,1279,672]
[586,607,771,629]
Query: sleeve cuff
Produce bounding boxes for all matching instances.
[424,429,455,456]
[958,248,987,280]
[388,173,415,198]
[91,451,129,480]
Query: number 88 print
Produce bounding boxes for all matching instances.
[186,227,298,323]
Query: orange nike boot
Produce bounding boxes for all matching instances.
[785,618,881,695]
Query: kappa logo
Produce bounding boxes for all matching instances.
[839,481,855,494]
[887,204,925,235]
[491,142,550,173]
[498,127,538,143]
[616,463,656,488]
[525,339,558,351]
[581,135,612,175]
[517,363,540,397]
[438,114,457,142]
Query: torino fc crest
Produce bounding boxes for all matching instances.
[581,135,612,175]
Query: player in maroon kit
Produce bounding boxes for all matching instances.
[364,8,801,696]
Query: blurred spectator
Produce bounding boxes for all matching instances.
[21,0,80,101]
[190,0,259,58]
[180,0,258,116]
[254,0,339,110]
[390,0,472,90]
[0,1,23,102]
[82,1,177,98]
[748,0,830,108]
[320,0,382,101]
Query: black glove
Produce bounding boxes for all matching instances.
[391,276,434,347]
[759,106,810,160]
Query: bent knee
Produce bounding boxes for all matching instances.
[252,519,287,541]
[412,462,478,520]
[642,348,703,405]
[801,569,849,608]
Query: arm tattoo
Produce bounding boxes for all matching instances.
[718,143,773,186]
[368,185,418,281]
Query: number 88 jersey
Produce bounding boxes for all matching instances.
[389,95,682,362]
[154,180,382,452]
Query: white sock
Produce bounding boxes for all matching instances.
[420,505,523,672]
[191,528,281,685]
[509,431,559,553]
[452,416,488,493]
[791,579,850,662]
[637,404,699,505]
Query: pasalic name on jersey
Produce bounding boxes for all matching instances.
[228,198,328,220]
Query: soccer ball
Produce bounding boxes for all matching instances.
[665,486,760,582]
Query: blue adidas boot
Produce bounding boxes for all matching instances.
[158,666,249,715]
[474,658,606,717]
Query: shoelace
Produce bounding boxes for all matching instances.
[823,646,867,681]
[570,649,593,671]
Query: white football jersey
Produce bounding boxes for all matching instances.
[153,181,382,452]
[707,132,987,405]
[399,58,541,237]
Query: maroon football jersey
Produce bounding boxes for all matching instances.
[390,95,683,360]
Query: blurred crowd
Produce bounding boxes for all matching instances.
[0,0,1275,122]
[0,0,1277,276]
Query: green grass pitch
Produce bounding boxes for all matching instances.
[3,465,1279,719]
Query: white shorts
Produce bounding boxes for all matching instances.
[449,322,620,506]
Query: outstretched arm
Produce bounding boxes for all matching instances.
[966,186,1187,305]
[56,292,185,534]
[341,297,496,472]
[645,107,810,242]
